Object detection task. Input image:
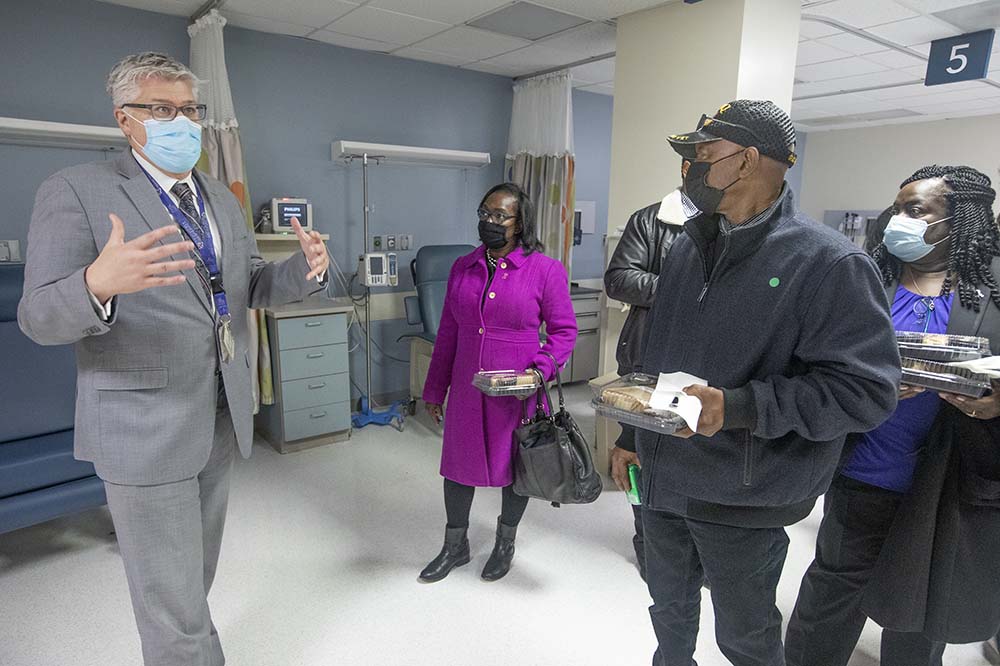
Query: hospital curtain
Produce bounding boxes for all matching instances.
[189,9,274,408]
[504,70,576,272]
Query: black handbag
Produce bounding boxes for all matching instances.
[513,353,603,506]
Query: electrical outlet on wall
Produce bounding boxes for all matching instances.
[386,235,396,250]
[399,235,413,251]
[372,235,384,251]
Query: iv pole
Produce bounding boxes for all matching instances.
[347,152,405,430]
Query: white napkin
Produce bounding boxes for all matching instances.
[648,372,708,430]
[946,356,1000,379]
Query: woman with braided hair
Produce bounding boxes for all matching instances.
[786,165,1000,666]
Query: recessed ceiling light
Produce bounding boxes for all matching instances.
[468,2,589,41]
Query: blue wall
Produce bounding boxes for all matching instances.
[0,0,615,403]
[0,0,518,403]
[571,89,614,281]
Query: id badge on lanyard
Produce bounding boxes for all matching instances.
[141,169,235,364]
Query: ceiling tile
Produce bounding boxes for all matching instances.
[571,57,615,83]
[222,0,358,28]
[412,26,531,60]
[460,61,521,77]
[796,57,889,82]
[222,10,314,37]
[897,0,993,12]
[576,83,615,96]
[527,0,671,21]
[798,20,842,40]
[309,30,400,51]
[326,6,450,45]
[391,47,472,67]
[900,63,930,77]
[862,49,926,68]
[537,21,617,57]
[797,68,923,94]
[94,0,203,16]
[863,82,929,99]
[908,42,933,56]
[481,43,577,72]
[892,86,996,104]
[817,32,893,55]
[366,0,511,25]
[932,1,1000,33]
[804,0,919,28]
[903,98,999,115]
[796,40,853,65]
[867,16,960,46]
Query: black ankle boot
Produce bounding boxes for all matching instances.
[419,525,471,583]
[481,518,517,582]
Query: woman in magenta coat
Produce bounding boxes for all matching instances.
[419,183,578,583]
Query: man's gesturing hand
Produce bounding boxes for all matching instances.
[291,217,329,282]
[85,213,196,303]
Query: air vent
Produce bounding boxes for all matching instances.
[934,0,1000,33]
[801,109,923,126]
[468,2,589,41]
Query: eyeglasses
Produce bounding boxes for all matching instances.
[697,113,764,145]
[121,103,208,122]
[477,208,516,225]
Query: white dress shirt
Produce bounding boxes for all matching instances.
[89,150,325,321]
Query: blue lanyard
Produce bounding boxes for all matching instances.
[140,168,229,318]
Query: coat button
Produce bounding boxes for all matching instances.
[479,328,484,334]
[500,262,507,269]
[489,292,496,299]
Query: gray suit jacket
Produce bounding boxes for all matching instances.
[18,151,325,485]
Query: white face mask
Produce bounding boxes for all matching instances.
[883,214,952,263]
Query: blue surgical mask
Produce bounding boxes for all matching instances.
[883,214,952,263]
[125,112,202,174]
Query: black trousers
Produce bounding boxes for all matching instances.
[617,425,646,575]
[785,475,945,666]
[642,507,789,666]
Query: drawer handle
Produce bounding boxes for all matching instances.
[578,313,599,319]
[308,382,327,390]
[310,411,328,419]
[305,321,324,328]
[306,352,325,359]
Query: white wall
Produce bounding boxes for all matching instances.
[799,114,1000,222]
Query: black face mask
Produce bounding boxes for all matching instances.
[683,150,745,215]
[478,219,510,250]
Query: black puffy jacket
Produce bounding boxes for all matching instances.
[604,201,683,375]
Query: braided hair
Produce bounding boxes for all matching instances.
[871,165,999,311]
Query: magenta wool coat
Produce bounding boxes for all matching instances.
[422,245,578,487]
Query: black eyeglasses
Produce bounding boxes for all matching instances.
[477,208,516,225]
[121,103,207,122]
[697,113,764,145]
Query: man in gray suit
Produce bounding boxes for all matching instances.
[18,52,330,666]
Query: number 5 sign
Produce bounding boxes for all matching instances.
[925,29,995,87]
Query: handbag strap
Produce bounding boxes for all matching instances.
[541,351,566,412]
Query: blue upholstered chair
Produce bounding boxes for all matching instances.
[403,245,475,414]
[0,263,105,534]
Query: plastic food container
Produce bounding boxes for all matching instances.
[591,373,686,435]
[472,371,541,398]
[896,332,991,363]
[901,358,992,398]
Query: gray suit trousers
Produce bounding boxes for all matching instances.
[104,382,235,666]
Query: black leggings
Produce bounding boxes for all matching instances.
[443,478,529,529]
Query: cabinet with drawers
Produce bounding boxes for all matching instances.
[567,288,602,383]
[255,302,354,454]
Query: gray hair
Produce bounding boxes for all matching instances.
[106,52,201,107]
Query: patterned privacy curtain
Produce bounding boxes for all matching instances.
[189,9,274,408]
[504,71,576,271]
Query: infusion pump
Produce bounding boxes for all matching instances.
[360,252,398,287]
